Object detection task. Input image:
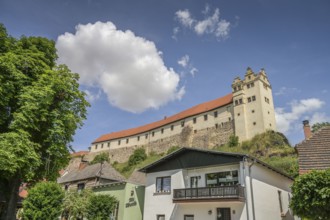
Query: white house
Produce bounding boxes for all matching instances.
[140,148,299,220]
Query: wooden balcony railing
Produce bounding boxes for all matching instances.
[173,185,245,202]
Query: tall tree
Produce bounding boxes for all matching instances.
[0,24,89,219]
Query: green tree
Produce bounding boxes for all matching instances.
[312,122,330,133]
[0,24,89,219]
[90,152,110,165]
[22,182,64,220]
[62,189,92,220]
[290,169,330,220]
[87,194,118,220]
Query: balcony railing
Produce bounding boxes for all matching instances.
[173,185,245,202]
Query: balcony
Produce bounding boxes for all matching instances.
[173,185,245,203]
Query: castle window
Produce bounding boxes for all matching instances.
[248,76,251,80]
[265,97,270,104]
[248,97,252,103]
[264,83,268,90]
[252,96,256,101]
[126,139,129,144]
[101,143,104,148]
[215,123,218,129]
[161,128,164,134]
[239,98,243,104]
[145,134,148,139]
[193,117,196,124]
[107,142,110,147]
[95,144,98,150]
[247,84,250,89]
[252,110,255,113]
[214,111,218,118]
[137,136,140,141]
[270,123,272,127]
[152,131,155,137]
[237,113,240,116]
[228,117,231,121]
[171,125,174,131]
[253,122,256,126]
[204,114,208,121]
[268,111,270,114]
[234,87,237,92]
[235,100,239,106]
[251,82,254,87]
[194,130,197,134]
[181,121,185,127]
[118,140,121,145]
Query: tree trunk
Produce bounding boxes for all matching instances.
[3,176,21,220]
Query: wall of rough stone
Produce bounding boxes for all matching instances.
[87,121,234,163]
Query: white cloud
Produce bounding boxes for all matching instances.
[178,55,189,67]
[84,89,101,103]
[310,112,330,125]
[275,98,326,134]
[177,54,198,77]
[175,5,231,40]
[275,87,300,96]
[172,27,180,40]
[56,21,184,113]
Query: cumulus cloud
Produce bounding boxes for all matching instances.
[177,55,198,77]
[275,98,326,134]
[84,89,101,103]
[175,5,231,40]
[56,21,184,113]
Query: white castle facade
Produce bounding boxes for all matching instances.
[89,68,277,157]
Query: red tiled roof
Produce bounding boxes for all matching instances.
[296,126,330,174]
[71,151,89,157]
[93,93,233,143]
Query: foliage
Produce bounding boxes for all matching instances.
[167,146,180,155]
[62,189,92,220]
[215,130,298,177]
[86,194,118,220]
[128,148,147,166]
[0,23,89,219]
[312,122,330,133]
[290,169,330,220]
[22,182,64,220]
[90,152,110,165]
[228,134,239,147]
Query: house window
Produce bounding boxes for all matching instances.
[156,176,171,193]
[190,176,199,188]
[278,190,283,213]
[77,183,85,192]
[152,131,155,137]
[217,208,231,220]
[95,144,98,150]
[118,140,121,145]
[181,121,185,127]
[157,215,165,220]
[107,142,110,147]
[193,117,197,124]
[64,184,69,191]
[137,136,140,141]
[145,134,148,139]
[214,111,218,118]
[161,128,164,134]
[171,125,174,131]
[184,215,194,220]
[126,139,129,144]
[101,143,104,148]
[204,114,208,121]
[206,170,238,187]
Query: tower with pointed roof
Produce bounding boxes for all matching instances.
[232,67,277,141]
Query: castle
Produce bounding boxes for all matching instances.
[89,67,277,162]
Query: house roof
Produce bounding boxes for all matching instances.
[93,93,233,143]
[296,126,330,174]
[139,147,293,180]
[128,170,146,186]
[57,162,126,184]
[71,151,89,157]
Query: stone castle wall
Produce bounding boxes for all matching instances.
[87,121,234,163]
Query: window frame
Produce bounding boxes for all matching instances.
[155,176,171,194]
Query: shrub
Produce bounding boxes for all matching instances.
[90,152,110,165]
[228,134,239,147]
[128,148,147,166]
[87,194,118,220]
[167,146,180,155]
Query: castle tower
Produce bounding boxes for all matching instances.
[232,67,277,141]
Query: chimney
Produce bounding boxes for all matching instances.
[303,120,312,140]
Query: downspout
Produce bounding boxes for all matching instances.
[243,157,250,220]
[248,158,256,220]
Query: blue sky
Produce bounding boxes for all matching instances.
[1,0,330,150]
